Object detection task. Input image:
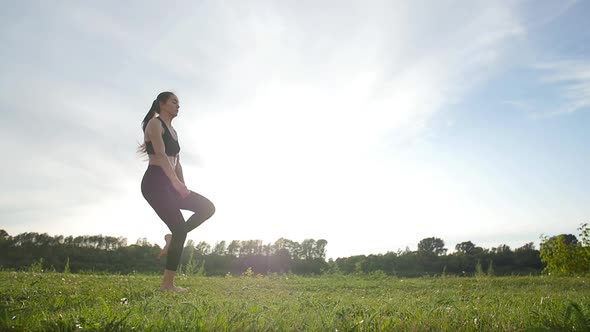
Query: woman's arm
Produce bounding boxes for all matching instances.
[145,119,187,196]
[175,155,185,184]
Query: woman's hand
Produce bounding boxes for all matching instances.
[172,180,191,199]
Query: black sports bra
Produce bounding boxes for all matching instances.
[145,117,181,156]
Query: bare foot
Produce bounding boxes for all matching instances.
[158,234,172,260]
[160,285,188,292]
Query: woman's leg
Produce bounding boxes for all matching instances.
[179,191,216,233]
[161,269,185,292]
[152,207,188,272]
[141,165,189,291]
[158,234,172,259]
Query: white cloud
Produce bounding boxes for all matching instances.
[506,60,590,117]
[536,60,590,114]
[162,2,528,256]
[1,1,555,257]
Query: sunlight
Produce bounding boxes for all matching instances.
[173,77,504,257]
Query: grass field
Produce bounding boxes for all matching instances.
[1,271,589,331]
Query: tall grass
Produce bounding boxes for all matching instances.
[0,271,588,331]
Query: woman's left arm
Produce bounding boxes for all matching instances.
[175,155,185,184]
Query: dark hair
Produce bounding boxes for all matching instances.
[138,91,175,155]
[141,91,175,132]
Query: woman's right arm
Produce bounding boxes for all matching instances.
[145,119,190,197]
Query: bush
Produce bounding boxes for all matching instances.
[540,223,590,275]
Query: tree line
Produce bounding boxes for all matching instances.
[0,225,588,276]
[334,238,542,277]
[0,231,328,275]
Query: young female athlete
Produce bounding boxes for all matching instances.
[139,91,215,291]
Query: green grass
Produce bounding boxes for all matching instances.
[1,271,589,331]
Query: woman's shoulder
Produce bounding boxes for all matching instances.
[147,116,165,126]
[145,117,164,133]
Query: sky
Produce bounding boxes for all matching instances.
[1,0,589,259]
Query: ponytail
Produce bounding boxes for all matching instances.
[141,99,159,132]
[137,91,175,156]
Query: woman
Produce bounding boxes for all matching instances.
[139,91,215,292]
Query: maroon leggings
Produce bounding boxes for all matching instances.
[141,165,215,271]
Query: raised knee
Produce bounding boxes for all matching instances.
[208,202,216,219]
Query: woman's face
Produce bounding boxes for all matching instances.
[160,94,180,117]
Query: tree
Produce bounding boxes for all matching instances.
[579,223,590,270]
[514,242,541,272]
[455,241,476,255]
[185,239,196,249]
[0,229,11,249]
[541,235,582,274]
[213,241,227,255]
[516,242,535,251]
[136,237,152,247]
[283,239,302,259]
[301,239,316,260]
[262,243,273,256]
[194,241,211,256]
[240,240,262,256]
[272,248,291,273]
[315,239,328,260]
[417,237,447,256]
[493,244,511,254]
[227,240,240,256]
[540,225,590,275]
